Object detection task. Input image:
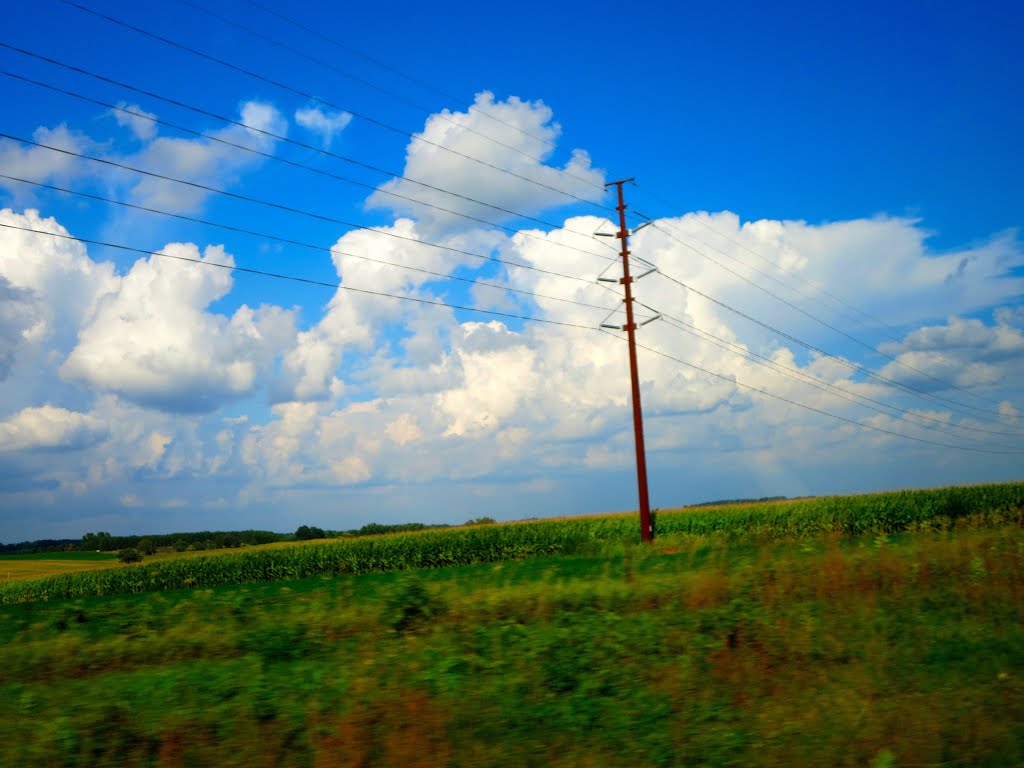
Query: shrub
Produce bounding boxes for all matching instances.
[384,578,447,631]
[117,549,143,564]
[137,538,157,555]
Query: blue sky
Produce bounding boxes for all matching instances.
[1,0,1022,541]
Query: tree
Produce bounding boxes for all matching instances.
[465,517,496,526]
[137,538,157,555]
[295,525,326,541]
[117,548,143,564]
[82,531,114,551]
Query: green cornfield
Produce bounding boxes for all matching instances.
[3,481,1021,604]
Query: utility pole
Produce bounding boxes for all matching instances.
[601,179,654,542]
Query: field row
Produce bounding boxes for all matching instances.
[2,481,1021,604]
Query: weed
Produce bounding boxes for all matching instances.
[384,578,446,632]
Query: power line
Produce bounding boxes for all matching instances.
[647,267,1024,430]
[6,136,1014,435]
[633,182,913,344]
[179,0,566,172]
[0,174,626,316]
[240,0,557,152]
[0,43,619,256]
[0,132,611,287]
[633,224,1018,424]
[57,0,614,213]
[650,311,1024,442]
[0,221,601,331]
[646,222,1011,417]
[642,214,879,334]
[634,184,1011,415]
[0,66,617,264]
[17,102,1000,433]
[4,10,1014,484]
[11,218,1014,458]
[619,332,1024,455]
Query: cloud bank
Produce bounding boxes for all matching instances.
[1,92,1022,540]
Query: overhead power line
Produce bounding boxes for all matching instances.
[645,222,1011,417]
[9,220,1016,463]
[630,183,1011,414]
[0,221,601,330]
[15,104,999,436]
[623,334,1024,455]
[179,0,568,172]
[632,182,913,344]
[12,157,990,444]
[647,266,1023,430]
[57,0,614,213]
[3,5,1015,510]
[240,0,557,151]
[644,215,879,333]
[5,128,1015,439]
[651,311,1024,442]
[0,66,616,263]
[0,43,618,256]
[0,132,611,286]
[0,174,625,316]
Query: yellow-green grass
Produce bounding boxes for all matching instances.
[0,557,117,582]
[0,537,352,582]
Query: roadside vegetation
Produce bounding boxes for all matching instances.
[0,518,1020,766]
[1,482,1021,766]
[2,482,1021,604]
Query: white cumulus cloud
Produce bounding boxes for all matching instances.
[294,105,352,147]
[61,243,297,412]
[0,277,39,380]
[121,101,287,214]
[367,92,606,234]
[0,125,96,202]
[112,102,158,141]
[0,405,106,452]
[0,208,118,348]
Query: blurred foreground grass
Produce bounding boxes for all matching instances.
[1,520,1021,767]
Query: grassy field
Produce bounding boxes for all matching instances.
[0,538,348,583]
[1,483,1021,766]
[3,482,1022,604]
[0,551,118,582]
[0,517,1020,767]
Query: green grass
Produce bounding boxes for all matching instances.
[3,481,1022,604]
[0,522,1021,767]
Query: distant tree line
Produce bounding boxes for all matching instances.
[688,496,789,508]
[0,538,81,555]
[297,522,455,540]
[1,518,499,555]
[332,519,493,538]
[80,530,285,553]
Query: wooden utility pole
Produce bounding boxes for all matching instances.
[605,179,653,541]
